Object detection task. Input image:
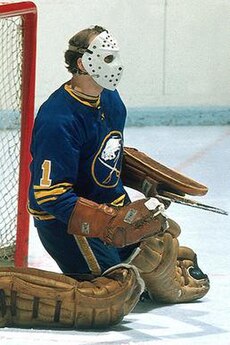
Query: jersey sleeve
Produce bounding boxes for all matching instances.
[30,107,84,224]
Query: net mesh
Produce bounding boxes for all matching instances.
[0,16,23,266]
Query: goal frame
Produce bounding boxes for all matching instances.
[0,1,37,267]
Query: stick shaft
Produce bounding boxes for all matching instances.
[157,192,228,216]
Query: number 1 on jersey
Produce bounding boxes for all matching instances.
[40,160,52,187]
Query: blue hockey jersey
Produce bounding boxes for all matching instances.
[28,83,129,225]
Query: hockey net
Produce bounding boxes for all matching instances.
[0,1,37,267]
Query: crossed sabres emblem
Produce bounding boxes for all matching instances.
[92,133,122,187]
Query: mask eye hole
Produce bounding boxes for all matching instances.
[104,55,114,63]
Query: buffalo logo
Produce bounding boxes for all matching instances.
[91,131,123,188]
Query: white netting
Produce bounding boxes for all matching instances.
[0,15,22,266]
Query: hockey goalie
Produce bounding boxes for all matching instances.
[0,25,210,329]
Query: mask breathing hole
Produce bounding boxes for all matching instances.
[104,55,114,63]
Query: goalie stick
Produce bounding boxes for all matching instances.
[157,191,228,216]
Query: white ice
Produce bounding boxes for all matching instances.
[1,125,230,345]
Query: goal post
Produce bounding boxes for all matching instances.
[0,1,37,267]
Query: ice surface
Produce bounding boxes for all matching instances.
[1,125,230,345]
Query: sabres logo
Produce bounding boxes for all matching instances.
[91,131,123,188]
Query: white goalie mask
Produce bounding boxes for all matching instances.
[81,31,123,91]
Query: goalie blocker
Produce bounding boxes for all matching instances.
[121,147,208,197]
[68,197,168,248]
[121,148,210,303]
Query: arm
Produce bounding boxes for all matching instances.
[30,110,83,224]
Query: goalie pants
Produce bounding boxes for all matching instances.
[35,218,137,278]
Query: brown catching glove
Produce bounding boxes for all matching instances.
[129,228,210,303]
[68,197,168,247]
[0,264,144,329]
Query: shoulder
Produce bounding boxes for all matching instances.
[37,84,85,123]
[34,85,85,140]
[38,84,74,116]
[101,88,123,102]
[101,89,126,113]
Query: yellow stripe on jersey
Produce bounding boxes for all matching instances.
[34,186,72,199]
[33,182,73,205]
[37,197,58,205]
[64,84,100,108]
[111,194,126,207]
[27,205,56,221]
[33,182,72,190]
